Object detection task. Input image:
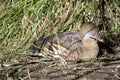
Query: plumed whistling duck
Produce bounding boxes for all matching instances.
[28,22,104,64]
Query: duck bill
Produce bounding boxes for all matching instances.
[96,33,104,42]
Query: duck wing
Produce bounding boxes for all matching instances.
[29,31,83,54]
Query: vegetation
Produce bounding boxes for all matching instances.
[0,0,120,79]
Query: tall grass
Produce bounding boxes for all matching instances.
[0,0,120,61]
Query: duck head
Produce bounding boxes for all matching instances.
[79,22,104,42]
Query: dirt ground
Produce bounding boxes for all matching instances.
[0,51,120,80]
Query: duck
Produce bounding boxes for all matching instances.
[28,22,104,63]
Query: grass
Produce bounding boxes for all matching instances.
[0,0,120,60]
[0,0,120,59]
[0,0,120,65]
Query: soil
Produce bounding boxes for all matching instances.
[0,52,120,80]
